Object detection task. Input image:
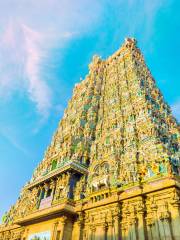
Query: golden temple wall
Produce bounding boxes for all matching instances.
[1,183,180,239]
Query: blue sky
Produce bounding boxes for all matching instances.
[0,0,179,219]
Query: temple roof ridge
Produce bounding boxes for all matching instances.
[108,37,137,62]
[89,37,138,68]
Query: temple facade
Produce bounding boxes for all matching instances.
[0,38,180,240]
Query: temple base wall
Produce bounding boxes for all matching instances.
[1,185,180,240]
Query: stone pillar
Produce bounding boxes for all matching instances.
[21,228,28,240]
[113,207,120,237]
[137,205,146,240]
[146,221,153,240]
[121,225,127,240]
[157,217,165,240]
[86,225,91,240]
[129,217,138,240]
[146,210,160,240]
[60,216,67,240]
[51,180,56,197]
[152,221,161,240]
[163,218,173,240]
[36,186,41,209]
[88,226,95,240]
[44,183,49,198]
[101,223,108,240]
[52,221,58,240]
[91,226,96,240]
[159,211,173,240]
[75,221,84,240]
[151,206,161,240]
[107,222,113,240]
[125,222,131,240]
[170,192,180,240]
[146,216,161,240]
[113,216,119,240]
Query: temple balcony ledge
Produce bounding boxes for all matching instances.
[88,187,112,198]
[14,199,77,226]
[80,193,120,210]
[75,188,121,211]
[26,161,89,190]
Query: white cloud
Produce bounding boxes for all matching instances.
[0,21,52,117]
[0,0,103,117]
[23,24,52,117]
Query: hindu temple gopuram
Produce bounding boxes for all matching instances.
[0,38,180,240]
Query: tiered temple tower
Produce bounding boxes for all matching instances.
[0,38,180,240]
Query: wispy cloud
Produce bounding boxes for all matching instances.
[23,24,52,117]
[0,20,52,117]
[0,0,103,118]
